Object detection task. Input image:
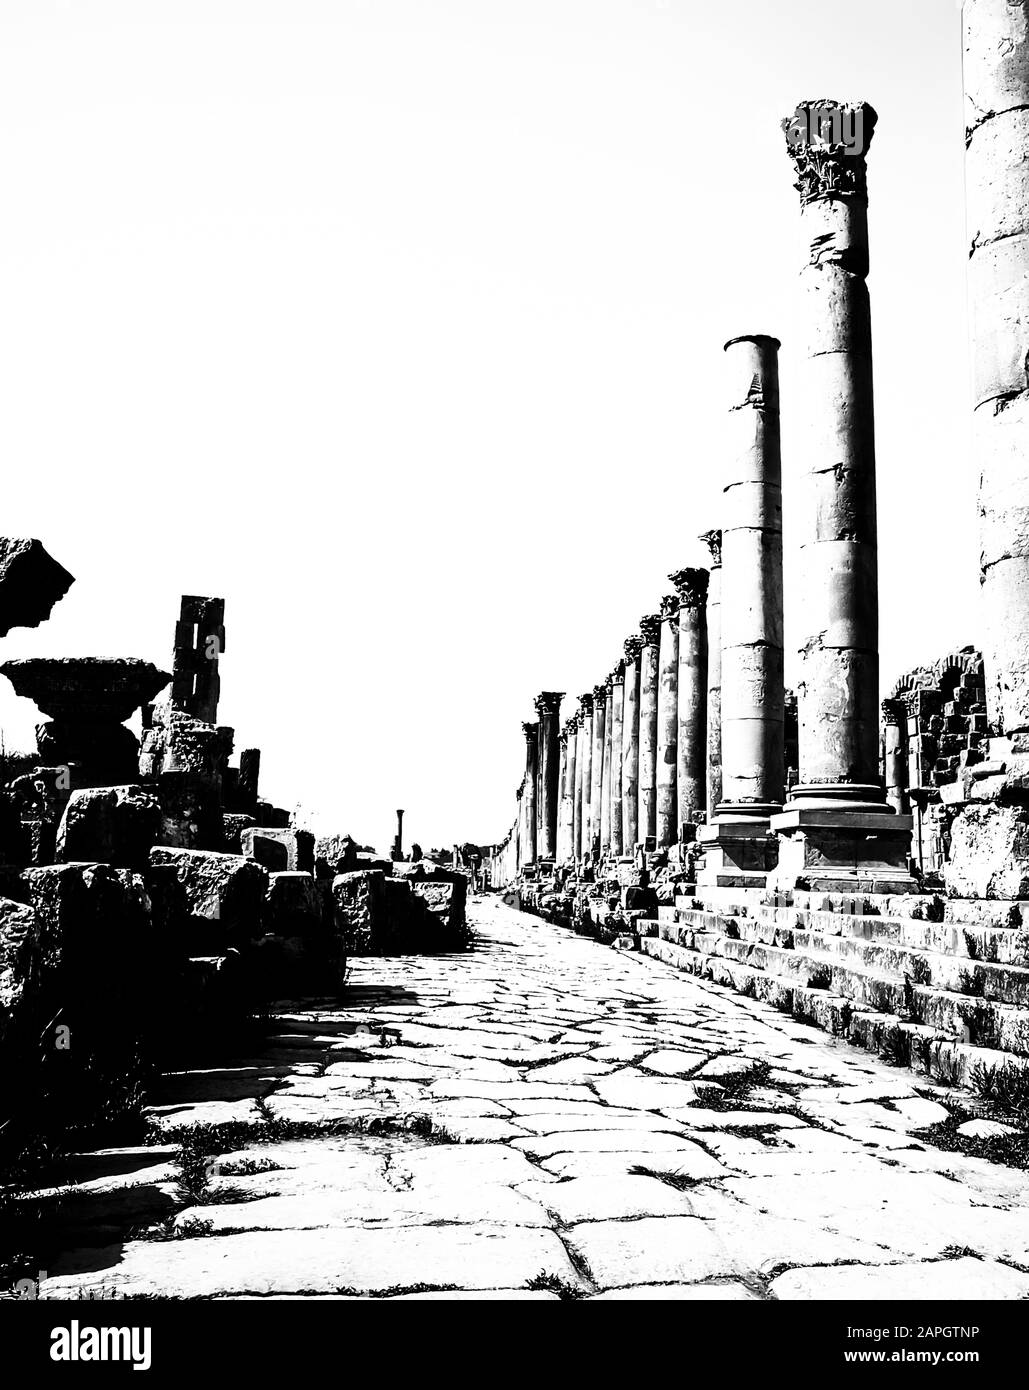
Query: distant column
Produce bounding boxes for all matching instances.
[521,721,538,866]
[670,567,709,833]
[556,726,570,863]
[573,709,586,862]
[560,717,578,864]
[700,530,723,816]
[621,637,643,851]
[656,596,680,848]
[638,615,662,845]
[590,684,607,859]
[600,677,614,855]
[882,699,909,816]
[534,691,564,861]
[610,662,625,857]
[579,692,594,860]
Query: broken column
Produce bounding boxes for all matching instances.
[698,335,783,885]
[656,595,680,848]
[771,99,913,890]
[172,596,225,723]
[638,615,662,846]
[590,684,607,859]
[670,567,708,839]
[534,691,563,862]
[610,662,624,857]
[701,530,723,815]
[521,722,538,867]
[621,636,643,852]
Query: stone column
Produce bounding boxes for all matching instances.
[700,530,722,816]
[882,698,908,816]
[772,99,912,890]
[656,596,680,848]
[698,335,783,884]
[599,676,614,856]
[621,637,643,850]
[515,785,524,873]
[556,725,570,864]
[560,717,578,865]
[638,615,662,846]
[578,692,594,861]
[965,1,1029,749]
[590,684,607,859]
[572,710,586,863]
[521,721,538,867]
[534,691,563,862]
[671,568,709,835]
[610,662,625,857]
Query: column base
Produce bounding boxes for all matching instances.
[768,804,917,894]
[696,809,779,888]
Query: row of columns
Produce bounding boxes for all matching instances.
[492,95,927,891]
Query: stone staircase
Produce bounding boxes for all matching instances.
[637,887,1029,1087]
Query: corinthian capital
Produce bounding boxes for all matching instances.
[668,567,710,609]
[623,635,644,663]
[593,683,609,704]
[579,691,594,716]
[699,529,722,568]
[659,593,679,620]
[781,100,877,204]
[534,690,564,718]
[639,614,663,646]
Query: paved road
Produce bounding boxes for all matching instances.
[42,896,1029,1300]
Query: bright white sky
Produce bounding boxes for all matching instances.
[0,0,971,853]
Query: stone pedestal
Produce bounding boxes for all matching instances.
[770,100,913,891]
[621,638,643,853]
[655,596,680,848]
[638,615,662,846]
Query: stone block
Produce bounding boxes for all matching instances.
[0,895,38,1022]
[154,773,224,851]
[411,878,468,943]
[240,827,314,874]
[1,657,169,723]
[36,721,140,785]
[222,813,256,855]
[149,847,268,953]
[331,869,392,956]
[947,804,1029,899]
[315,834,359,878]
[55,785,161,870]
[0,538,74,637]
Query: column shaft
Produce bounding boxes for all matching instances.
[638,616,662,844]
[701,531,723,815]
[621,638,642,850]
[521,722,538,866]
[579,694,594,860]
[656,601,680,847]
[600,680,614,855]
[672,569,709,830]
[590,685,606,859]
[610,666,625,856]
[534,692,564,861]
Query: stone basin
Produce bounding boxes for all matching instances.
[0,658,171,723]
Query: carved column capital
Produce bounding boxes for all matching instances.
[669,567,710,608]
[659,593,680,620]
[881,698,906,725]
[639,614,663,646]
[522,720,538,746]
[781,100,877,204]
[579,691,594,716]
[592,683,608,705]
[699,529,722,568]
[623,635,644,663]
[534,690,565,717]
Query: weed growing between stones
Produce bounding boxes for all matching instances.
[968,1060,1029,1119]
[525,1270,587,1300]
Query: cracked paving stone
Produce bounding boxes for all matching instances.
[770,1256,1029,1301]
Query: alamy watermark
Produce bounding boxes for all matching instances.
[783,103,867,156]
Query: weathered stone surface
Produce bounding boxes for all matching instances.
[1,657,169,723]
[55,785,161,869]
[0,538,74,637]
[36,720,140,784]
[149,846,268,952]
[411,877,467,938]
[241,827,314,874]
[0,894,37,1020]
[946,804,1029,898]
[316,834,359,878]
[332,869,389,956]
[771,1256,1029,1301]
[222,813,257,855]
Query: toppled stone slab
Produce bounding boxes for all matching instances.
[1,657,170,723]
[0,538,74,637]
[150,847,268,952]
[56,785,161,870]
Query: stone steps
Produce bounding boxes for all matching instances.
[638,933,1029,1088]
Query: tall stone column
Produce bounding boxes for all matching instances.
[621,637,643,850]
[590,684,607,859]
[560,717,578,865]
[515,785,524,873]
[600,677,614,856]
[579,692,594,861]
[610,661,625,857]
[772,99,912,891]
[698,335,783,885]
[534,691,563,862]
[573,709,586,863]
[638,615,662,845]
[521,721,538,867]
[556,725,570,864]
[656,596,680,848]
[700,530,722,816]
[965,1,1029,749]
[671,568,709,835]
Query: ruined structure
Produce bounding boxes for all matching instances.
[488,64,1029,1089]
